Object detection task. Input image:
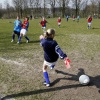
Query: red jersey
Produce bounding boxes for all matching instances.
[40,20,47,27]
[22,20,29,30]
[88,17,92,22]
[58,18,61,23]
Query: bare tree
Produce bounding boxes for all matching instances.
[23,0,28,16]
[71,0,82,17]
[57,0,70,17]
[12,0,24,18]
[97,0,100,17]
[48,0,56,17]
[34,0,41,17]
[90,0,97,15]
[28,0,35,17]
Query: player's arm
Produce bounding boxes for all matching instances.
[39,35,44,46]
[55,45,67,59]
[55,45,71,69]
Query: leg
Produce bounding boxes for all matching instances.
[43,64,50,86]
[17,33,23,43]
[24,35,30,43]
[11,32,15,42]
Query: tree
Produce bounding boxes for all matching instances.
[71,0,81,17]
[12,0,24,18]
[48,0,56,17]
[57,0,70,17]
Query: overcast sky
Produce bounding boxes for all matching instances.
[0,0,12,8]
[0,0,92,8]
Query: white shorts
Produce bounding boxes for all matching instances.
[88,22,91,26]
[20,29,27,36]
[42,26,46,29]
[58,22,61,25]
[44,60,57,68]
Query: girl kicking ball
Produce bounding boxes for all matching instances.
[39,28,71,87]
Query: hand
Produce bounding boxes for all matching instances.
[39,35,44,40]
[64,57,71,69]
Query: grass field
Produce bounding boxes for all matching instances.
[0,18,100,100]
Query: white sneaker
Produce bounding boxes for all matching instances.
[43,81,50,87]
[26,40,29,43]
[11,40,14,42]
[17,41,20,44]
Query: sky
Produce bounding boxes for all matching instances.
[0,0,12,8]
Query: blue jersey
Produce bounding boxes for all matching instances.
[40,38,67,62]
[14,20,22,32]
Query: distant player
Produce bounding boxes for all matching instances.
[87,15,92,29]
[73,15,75,21]
[40,17,48,31]
[17,17,30,44]
[57,17,61,27]
[11,16,22,42]
[39,28,71,87]
[77,15,80,22]
[66,15,69,22]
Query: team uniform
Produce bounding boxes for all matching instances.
[58,18,61,27]
[11,19,22,42]
[40,19,47,31]
[40,37,67,86]
[87,17,92,29]
[18,17,30,43]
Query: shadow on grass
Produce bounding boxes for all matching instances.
[92,27,100,29]
[1,68,100,100]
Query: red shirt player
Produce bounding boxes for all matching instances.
[58,17,61,27]
[40,17,47,31]
[87,15,92,29]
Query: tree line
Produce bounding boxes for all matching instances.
[0,0,100,18]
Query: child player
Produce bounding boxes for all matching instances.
[57,17,61,28]
[11,16,22,42]
[17,17,30,44]
[87,15,92,29]
[39,28,71,87]
[40,17,48,32]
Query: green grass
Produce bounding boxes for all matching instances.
[0,18,100,100]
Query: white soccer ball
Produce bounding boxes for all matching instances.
[79,75,90,85]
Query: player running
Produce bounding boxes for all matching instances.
[39,28,71,87]
[40,17,48,32]
[87,15,92,29]
[57,17,61,28]
[11,16,22,42]
[17,17,30,44]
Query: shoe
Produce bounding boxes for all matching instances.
[43,81,50,87]
[26,40,29,43]
[11,40,14,42]
[17,41,20,44]
[50,65,55,69]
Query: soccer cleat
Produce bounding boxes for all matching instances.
[17,41,20,44]
[50,65,55,69]
[11,40,14,42]
[43,81,50,87]
[26,40,29,43]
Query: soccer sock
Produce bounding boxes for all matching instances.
[43,71,50,84]
[25,36,29,40]
[18,36,22,42]
[12,34,15,40]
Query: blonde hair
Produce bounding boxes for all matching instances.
[44,28,55,38]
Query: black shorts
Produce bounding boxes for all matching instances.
[14,31,20,35]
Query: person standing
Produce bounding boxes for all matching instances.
[11,16,22,42]
[17,17,30,44]
[57,17,61,28]
[40,17,48,32]
[87,15,92,29]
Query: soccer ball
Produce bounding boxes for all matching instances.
[79,75,90,85]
